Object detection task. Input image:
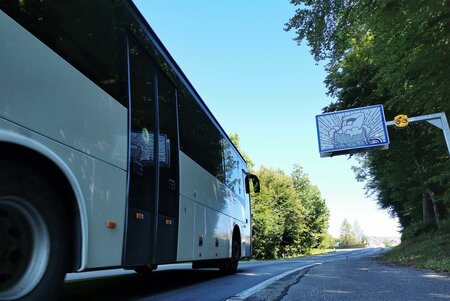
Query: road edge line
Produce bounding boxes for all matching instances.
[226,263,322,300]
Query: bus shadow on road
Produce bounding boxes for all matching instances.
[60,269,227,301]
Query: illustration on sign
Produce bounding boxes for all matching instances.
[316,105,389,157]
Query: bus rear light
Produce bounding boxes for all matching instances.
[165,219,172,225]
[136,212,144,220]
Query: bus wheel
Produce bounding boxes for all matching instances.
[0,163,68,301]
[134,264,157,275]
[220,238,241,274]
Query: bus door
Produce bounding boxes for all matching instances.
[123,39,159,266]
[123,38,180,266]
[154,71,179,264]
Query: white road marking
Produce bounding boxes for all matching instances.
[226,263,322,300]
[227,249,384,300]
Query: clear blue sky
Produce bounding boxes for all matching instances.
[133,0,400,238]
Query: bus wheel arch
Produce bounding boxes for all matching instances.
[0,142,84,273]
[0,159,70,300]
[220,225,241,274]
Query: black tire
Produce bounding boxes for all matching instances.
[220,236,241,274]
[0,162,68,301]
[134,264,157,275]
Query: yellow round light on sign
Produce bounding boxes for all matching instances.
[394,114,409,128]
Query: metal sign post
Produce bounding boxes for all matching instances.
[386,112,450,155]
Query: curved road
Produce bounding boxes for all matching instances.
[62,248,382,301]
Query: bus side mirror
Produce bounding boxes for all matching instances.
[246,174,260,193]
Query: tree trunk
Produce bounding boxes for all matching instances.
[414,159,438,229]
[422,191,434,224]
[426,188,441,230]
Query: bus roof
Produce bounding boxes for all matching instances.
[122,0,248,166]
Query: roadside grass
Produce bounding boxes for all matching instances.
[242,248,336,261]
[281,248,336,259]
[380,231,450,272]
[305,248,336,256]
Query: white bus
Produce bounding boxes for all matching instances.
[0,1,259,300]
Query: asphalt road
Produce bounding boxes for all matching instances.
[248,252,450,301]
[61,248,382,301]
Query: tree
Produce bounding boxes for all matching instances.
[229,133,254,170]
[251,166,303,258]
[322,233,338,249]
[231,135,331,258]
[339,219,359,247]
[284,0,366,63]
[285,0,450,234]
[353,220,365,244]
[291,164,330,250]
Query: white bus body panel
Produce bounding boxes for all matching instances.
[0,11,128,269]
[178,152,250,261]
[0,10,127,170]
[177,196,195,261]
[0,119,127,269]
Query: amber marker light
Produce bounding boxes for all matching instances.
[106,220,117,229]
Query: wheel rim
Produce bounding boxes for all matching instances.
[0,197,50,300]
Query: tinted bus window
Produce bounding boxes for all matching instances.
[224,140,243,196]
[0,1,128,107]
[178,91,224,182]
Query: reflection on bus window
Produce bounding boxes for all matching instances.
[130,130,170,168]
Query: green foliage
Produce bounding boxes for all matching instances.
[352,220,365,243]
[339,218,359,247]
[229,133,254,169]
[381,229,450,272]
[401,221,438,241]
[284,0,367,63]
[321,233,338,249]
[292,165,330,250]
[251,166,300,258]
[251,165,331,259]
[230,134,331,259]
[286,0,450,235]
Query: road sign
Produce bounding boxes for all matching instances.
[393,114,409,128]
[316,105,390,157]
